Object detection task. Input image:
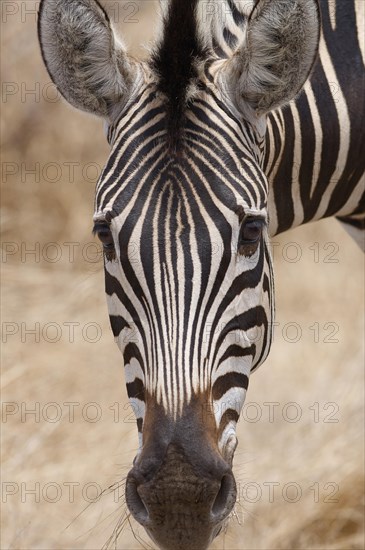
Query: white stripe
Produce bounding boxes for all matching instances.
[213,387,246,427]
[290,101,305,226]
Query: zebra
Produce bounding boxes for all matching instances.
[37,0,364,549]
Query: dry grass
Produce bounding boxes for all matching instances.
[1,3,364,549]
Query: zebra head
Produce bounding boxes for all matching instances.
[38,0,320,548]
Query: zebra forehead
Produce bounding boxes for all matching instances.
[95,94,268,217]
[95,155,267,226]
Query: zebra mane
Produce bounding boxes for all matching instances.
[151,0,208,152]
[150,0,255,150]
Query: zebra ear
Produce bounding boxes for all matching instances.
[38,0,139,119]
[222,0,320,117]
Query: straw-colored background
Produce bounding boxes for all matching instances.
[1,2,364,549]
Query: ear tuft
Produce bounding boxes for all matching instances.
[221,0,320,116]
[38,0,138,119]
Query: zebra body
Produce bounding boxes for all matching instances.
[38,0,364,548]
[200,0,365,238]
[266,1,364,238]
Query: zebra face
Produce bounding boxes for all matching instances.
[93,80,274,437]
[92,80,275,544]
[38,0,319,547]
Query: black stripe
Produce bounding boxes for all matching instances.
[337,215,365,230]
[223,27,238,50]
[306,59,340,220]
[227,0,245,26]
[272,106,295,233]
[109,315,129,337]
[212,37,227,59]
[124,343,145,373]
[212,372,248,401]
[126,378,145,401]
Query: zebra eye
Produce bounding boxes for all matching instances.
[238,218,264,256]
[93,222,115,261]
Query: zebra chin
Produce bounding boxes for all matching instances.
[125,398,238,550]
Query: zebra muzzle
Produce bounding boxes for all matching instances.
[125,442,237,550]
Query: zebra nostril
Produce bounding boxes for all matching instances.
[211,473,237,522]
[125,474,149,526]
